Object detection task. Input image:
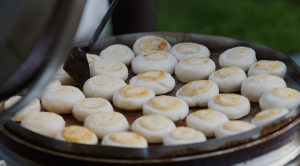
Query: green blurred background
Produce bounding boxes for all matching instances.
[156,0,300,55]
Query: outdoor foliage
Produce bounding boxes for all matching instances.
[157,0,300,55]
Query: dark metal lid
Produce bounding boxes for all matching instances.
[0,0,86,124]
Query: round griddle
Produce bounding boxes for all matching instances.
[1,32,300,165]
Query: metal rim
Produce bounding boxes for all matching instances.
[2,114,300,165]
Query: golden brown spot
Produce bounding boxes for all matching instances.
[224,121,254,131]
[0,100,6,110]
[138,38,168,52]
[182,57,207,65]
[80,98,106,109]
[140,115,168,130]
[254,61,280,70]
[97,60,122,72]
[215,94,244,107]
[176,44,200,55]
[250,74,277,82]
[227,48,249,59]
[215,66,238,78]
[91,112,122,126]
[273,87,299,98]
[137,70,166,81]
[87,56,95,64]
[29,112,58,121]
[142,52,168,61]
[255,108,280,120]
[50,79,56,83]
[120,85,148,98]
[49,87,74,94]
[171,127,197,140]
[194,109,219,120]
[105,45,128,56]
[62,126,93,142]
[148,96,182,110]
[109,132,143,145]
[92,75,119,86]
[179,80,212,97]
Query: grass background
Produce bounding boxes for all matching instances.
[156,0,300,55]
